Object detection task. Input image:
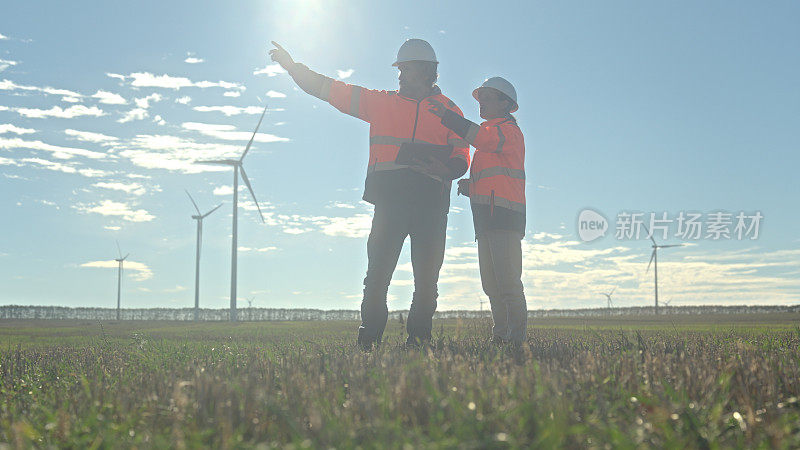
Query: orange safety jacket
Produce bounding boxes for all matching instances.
[463,116,526,236]
[317,78,470,205]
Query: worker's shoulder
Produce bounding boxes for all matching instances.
[498,117,522,131]
[433,93,463,115]
[485,118,524,138]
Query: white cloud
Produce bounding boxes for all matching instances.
[336,69,354,79]
[184,57,204,64]
[238,246,278,253]
[429,233,800,310]
[114,134,243,173]
[0,136,108,159]
[106,73,126,81]
[19,157,111,177]
[93,181,146,196]
[0,59,18,72]
[192,105,266,116]
[0,124,35,135]
[127,72,244,90]
[74,199,155,222]
[327,201,356,209]
[253,64,285,77]
[223,91,241,97]
[64,129,118,144]
[317,214,372,238]
[92,90,127,105]
[81,259,153,281]
[0,156,21,166]
[0,33,7,40]
[118,108,148,123]
[76,167,111,177]
[0,79,83,98]
[60,96,81,103]
[181,122,289,143]
[153,115,166,126]
[175,96,191,104]
[266,90,286,98]
[283,227,312,235]
[213,185,232,196]
[14,105,104,119]
[134,93,163,109]
[104,225,121,231]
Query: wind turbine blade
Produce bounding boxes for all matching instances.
[116,240,122,259]
[196,159,238,166]
[239,165,265,223]
[185,190,201,215]
[641,223,657,246]
[610,287,616,296]
[646,249,655,274]
[202,203,224,218]
[240,104,269,162]
[123,253,129,260]
[658,244,684,249]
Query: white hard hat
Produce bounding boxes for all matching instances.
[473,77,518,112]
[392,39,438,67]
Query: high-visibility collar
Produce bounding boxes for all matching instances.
[395,85,442,103]
[481,115,515,127]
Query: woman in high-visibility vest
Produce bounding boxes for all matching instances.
[429,77,527,345]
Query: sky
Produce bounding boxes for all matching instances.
[1,0,799,311]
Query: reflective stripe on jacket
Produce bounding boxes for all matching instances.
[317,78,470,193]
[468,117,526,217]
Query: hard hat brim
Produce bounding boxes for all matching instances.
[392,59,439,67]
[473,87,519,113]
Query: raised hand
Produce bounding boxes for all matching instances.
[427,98,447,118]
[457,178,470,197]
[269,41,295,70]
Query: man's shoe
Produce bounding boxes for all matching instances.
[490,335,509,346]
[405,335,432,349]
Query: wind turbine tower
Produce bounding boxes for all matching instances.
[114,242,129,321]
[643,225,684,315]
[197,105,268,322]
[186,190,223,321]
[601,287,616,309]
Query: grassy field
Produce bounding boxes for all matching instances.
[1,314,799,448]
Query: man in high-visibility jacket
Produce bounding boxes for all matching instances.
[269,39,470,348]
[429,77,527,345]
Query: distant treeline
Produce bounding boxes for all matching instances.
[1,304,798,321]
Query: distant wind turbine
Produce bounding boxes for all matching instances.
[601,287,616,309]
[114,241,129,321]
[197,105,268,322]
[186,190,223,322]
[642,224,684,315]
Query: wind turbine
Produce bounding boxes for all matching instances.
[642,224,684,315]
[600,287,616,309]
[197,105,268,322]
[186,190,223,322]
[114,241,129,321]
[247,296,255,321]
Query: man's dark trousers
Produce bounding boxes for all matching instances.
[358,200,448,347]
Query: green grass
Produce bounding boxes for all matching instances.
[1,315,799,448]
